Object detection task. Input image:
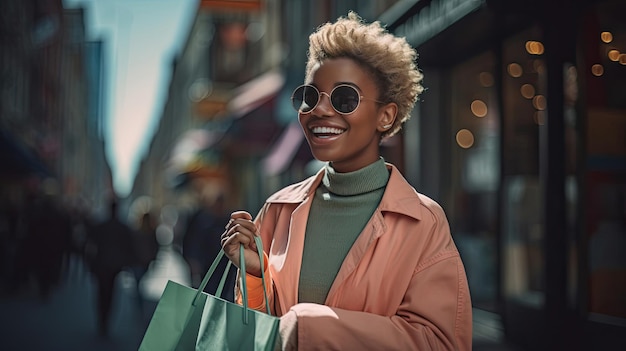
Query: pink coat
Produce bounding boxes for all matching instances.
[240,163,472,350]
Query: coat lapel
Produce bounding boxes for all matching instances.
[325,210,387,304]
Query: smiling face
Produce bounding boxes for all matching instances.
[298,57,397,173]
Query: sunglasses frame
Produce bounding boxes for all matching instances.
[290,84,384,115]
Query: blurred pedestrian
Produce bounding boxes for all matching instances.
[222,12,472,350]
[85,198,135,337]
[66,196,95,283]
[182,185,235,301]
[18,178,72,299]
[130,211,158,317]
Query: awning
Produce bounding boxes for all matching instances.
[194,70,285,121]
[261,121,305,176]
[169,70,290,187]
[227,69,285,119]
[213,70,287,157]
[165,128,224,187]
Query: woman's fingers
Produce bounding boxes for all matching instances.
[230,210,252,221]
[224,225,254,246]
[223,211,258,251]
[223,211,252,233]
[220,223,263,277]
[221,210,261,275]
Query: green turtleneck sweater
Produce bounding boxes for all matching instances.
[298,158,390,304]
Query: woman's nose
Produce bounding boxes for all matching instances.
[313,92,335,116]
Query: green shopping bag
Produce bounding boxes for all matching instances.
[139,236,278,350]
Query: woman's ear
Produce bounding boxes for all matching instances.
[377,102,398,132]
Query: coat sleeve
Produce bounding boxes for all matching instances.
[291,253,472,351]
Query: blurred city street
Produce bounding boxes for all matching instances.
[0,252,523,351]
[1,261,146,351]
[0,247,191,351]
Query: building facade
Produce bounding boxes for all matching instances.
[382,0,625,349]
[0,1,111,210]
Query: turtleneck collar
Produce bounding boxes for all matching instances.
[322,158,389,196]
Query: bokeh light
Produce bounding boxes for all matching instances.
[508,63,523,78]
[525,41,545,55]
[532,95,547,110]
[471,100,488,117]
[520,84,535,99]
[591,64,604,76]
[456,129,475,149]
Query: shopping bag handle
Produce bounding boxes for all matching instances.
[193,236,271,325]
[240,236,270,324]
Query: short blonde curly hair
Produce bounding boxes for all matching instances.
[305,11,424,139]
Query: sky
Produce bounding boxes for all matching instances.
[62,0,198,197]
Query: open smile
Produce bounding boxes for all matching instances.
[310,126,346,139]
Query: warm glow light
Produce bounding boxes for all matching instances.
[479,72,494,87]
[508,63,523,77]
[525,41,544,55]
[601,31,613,43]
[456,129,474,149]
[532,95,546,110]
[534,111,546,125]
[591,64,604,76]
[608,49,620,61]
[620,54,626,65]
[520,84,535,99]
[471,100,488,117]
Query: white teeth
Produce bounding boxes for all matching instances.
[311,126,344,134]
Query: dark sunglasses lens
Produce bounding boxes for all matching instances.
[292,86,319,112]
[331,85,360,113]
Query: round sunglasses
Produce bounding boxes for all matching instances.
[290,84,384,115]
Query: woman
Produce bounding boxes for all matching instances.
[222,12,472,350]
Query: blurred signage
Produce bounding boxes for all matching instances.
[194,98,229,119]
[200,0,262,11]
[395,0,485,46]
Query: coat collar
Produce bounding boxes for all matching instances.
[266,163,423,221]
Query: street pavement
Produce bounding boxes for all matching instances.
[0,248,191,351]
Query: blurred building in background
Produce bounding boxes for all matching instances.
[0,0,111,218]
[61,7,111,218]
[379,0,625,350]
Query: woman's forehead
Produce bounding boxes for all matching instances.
[307,58,374,88]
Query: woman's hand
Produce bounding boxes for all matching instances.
[221,211,262,277]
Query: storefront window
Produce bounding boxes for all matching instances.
[501,26,546,307]
[581,0,626,320]
[449,51,499,311]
